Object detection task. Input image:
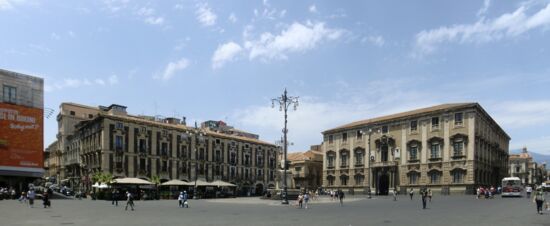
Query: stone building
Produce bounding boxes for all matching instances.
[509,147,535,185]
[0,69,44,190]
[322,103,510,195]
[286,145,323,191]
[49,102,278,195]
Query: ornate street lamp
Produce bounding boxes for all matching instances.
[272,88,299,205]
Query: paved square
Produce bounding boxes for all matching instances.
[1,194,548,226]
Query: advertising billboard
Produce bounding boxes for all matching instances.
[0,103,43,169]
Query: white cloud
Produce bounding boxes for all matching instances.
[477,0,491,17]
[174,4,183,10]
[245,21,344,60]
[156,58,190,81]
[67,31,76,37]
[45,75,119,92]
[145,16,164,25]
[309,4,317,13]
[0,0,26,10]
[108,74,119,85]
[212,42,243,69]
[491,100,550,129]
[196,3,217,27]
[413,3,550,57]
[228,13,237,23]
[102,0,130,13]
[279,9,287,18]
[137,7,154,16]
[50,32,61,40]
[361,35,385,47]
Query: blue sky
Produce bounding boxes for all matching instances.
[1,0,550,154]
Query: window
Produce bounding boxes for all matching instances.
[328,177,334,186]
[215,166,220,176]
[3,85,17,103]
[230,152,236,165]
[328,135,333,144]
[356,130,363,139]
[115,136,123,151]
[70,111,75,116]
[182,146,188,159]
[342,133,347,142]
[431,117,439,129]
[453,141,464,156]
[340,152,348,167]
[139,158,146,171]
[230,167,236,178]
[340,176,348,186]
[215,151,221,162]
[88,114,93,119]
[139,139,146,153]
[257,169,263,177]
[161,143,168,156]
[257,155,263,166]
[455,112,463,125]
[430,172,441,184]
[355,151,363,165]
[327,155,335,168]
[409,145,418,160]
[269,170,274,181]
[453,171,464,183]
[430,143,440,159]
[295,167,302,171]
[355,175,364,185]
[382,126,388,134]
[410,120,418,132]
[244,154,250,165]
[409,173,419,185]
[115,122,123,129]
[516,166,520,173]
[162,161,167,172]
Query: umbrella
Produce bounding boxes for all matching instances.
[113,177,154,185]
[160,179,193,186]
[213,180,237,187]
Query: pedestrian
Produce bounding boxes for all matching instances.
[428,189,432,202]
[526,185,533,199]
[125,191,134,211]
[183,191,189,208]
[304,192,310,209]
[409,188,414,200]
[476,187,480,199]
[421,187,428,209]
[27,189,36,208]
[10,188,16,200]
[297,193,303,209]
[42,192,51,208]
[178,192,184,207]
[330,190,334,201]
[339,190,345,206]
[393,189,397,201]
[533,186,545,214]
[112,189,119,206]
[19,192,27,203]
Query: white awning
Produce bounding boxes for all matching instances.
[160,179,193,186]
[113,177,154,185]
[212,180,237,187]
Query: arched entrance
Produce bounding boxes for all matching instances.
[378,173,389,195]
[255,183,264,196]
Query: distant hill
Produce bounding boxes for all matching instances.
[510,149,550,169]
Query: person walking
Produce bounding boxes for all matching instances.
[178,192,184,207]
[125,191,135,211]
[112,189,119,206]
[393,189,397,201]
[339,190,345,207]
[182,191,189,208]
[526,185,533,199]
[27,189,36,208]
[533,186,545,214]
[421,187,428,209]
[19,192,27,203]
[428,189,432,202]
[409,188,414,200]
[297,193,303,209]
[42,191,51,208]
[304,192,310,209]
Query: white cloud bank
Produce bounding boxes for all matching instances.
[212,42,243,69]
[196,3,217,26]
[45,75,119,92]
[413,3,550,57]
[245,21,344,61]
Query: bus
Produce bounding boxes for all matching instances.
[501,177,522,197]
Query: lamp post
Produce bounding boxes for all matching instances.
[365,128,373,199]
[272,88,299,205]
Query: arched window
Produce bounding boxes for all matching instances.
[451,134,468,158]
[340,175,349,186]
[451,169,466,183]
[327,151,335,168]
[354,148,365,166]
[354,174,364,185]
[428,170,442,184]
[408,172,420,185]
[340,150,349,168]
[428,137,443,160]
[407,140,421,162]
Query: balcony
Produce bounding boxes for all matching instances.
[370,161,397,168]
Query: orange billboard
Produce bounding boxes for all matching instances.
[0,103,43,169]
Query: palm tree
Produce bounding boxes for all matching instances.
[150,175,161,199]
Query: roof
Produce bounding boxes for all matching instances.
[323,103,510,139]
[288,150,323,162]
[324,103,476,133]
[95,113,276,147]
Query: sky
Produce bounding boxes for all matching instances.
[1,0,550,154]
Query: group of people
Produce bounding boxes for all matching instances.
[110,189,135,211]
[476,186,499,199]
[16,188,51,208]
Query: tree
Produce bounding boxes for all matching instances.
[150,175,161,199]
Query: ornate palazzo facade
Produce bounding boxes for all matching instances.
[322,103,510,195]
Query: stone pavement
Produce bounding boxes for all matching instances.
[0,194,549,226]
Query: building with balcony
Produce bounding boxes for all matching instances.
[287,145,323,191]
[322,103,510,195]
[48,102,278,196]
